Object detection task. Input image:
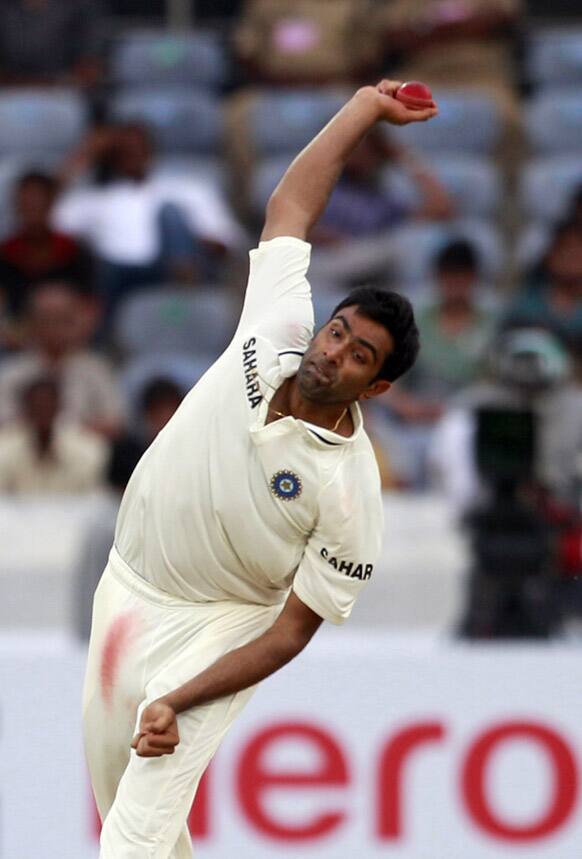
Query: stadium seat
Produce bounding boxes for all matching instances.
[388,219,506,285]
[382,155,501,219]
[251,152,500,221]
[154,155,226,190]
[514,221,553,274]
[527,27,582,87]
[246,89,349,156]
[110,87,223,153]
[110,29,228,89]
[394,91,502,155]
[526,89,582,154]
[119,353,212,420]
[0,90,86,157]
[115,286,237,359]
[520,156,582,222]
[249,154,292,215]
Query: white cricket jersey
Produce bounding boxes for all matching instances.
[114,236,384,624]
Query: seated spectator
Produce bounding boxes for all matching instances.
[55,123,246,323]
[0,281,125,438]
[0,0,105,88]
[309,129,454,286]
[233,0,383,86]
[377,0,522,118]
[74,376,184,640]
[113,375,185,461]
[365,238,496,487]
[0,375,107,494]
[507,221,582,346]
[0,171,93,340]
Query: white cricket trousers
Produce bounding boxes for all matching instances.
[83,546,282,858]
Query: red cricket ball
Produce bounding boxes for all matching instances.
[395,81,434,110]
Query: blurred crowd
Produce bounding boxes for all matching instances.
[1,0,582,638]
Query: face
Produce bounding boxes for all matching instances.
[111,128,152,179]
[16,181,54,231]
[144,395,182,439]
[437,268,476,305]
[546,230,582,295]
[29,285,83,355]
[297,305,393,405]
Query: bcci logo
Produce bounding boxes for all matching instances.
[270,470,303,502]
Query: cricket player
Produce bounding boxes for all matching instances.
[83,79,438,857]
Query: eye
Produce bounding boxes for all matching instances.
[329,326,341,338]
[353,351,366,364]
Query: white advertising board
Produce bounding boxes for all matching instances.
[1,632,581,858]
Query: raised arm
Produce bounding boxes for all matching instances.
[260,79,438,242]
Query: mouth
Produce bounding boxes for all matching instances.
[308,359,335,385]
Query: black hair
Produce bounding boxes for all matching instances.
[140,377,184,415]
[107,437,144,491]
[14,170,58,199]
[331,287,420,382]
[434,239,478,273]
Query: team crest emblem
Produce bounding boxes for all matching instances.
[270,470,303,501]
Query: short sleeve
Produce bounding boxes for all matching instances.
[292,452,384,624]
[234,236,314,354]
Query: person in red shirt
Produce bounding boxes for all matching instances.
[0,171,93,332]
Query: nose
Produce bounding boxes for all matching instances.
[322,342,343,365]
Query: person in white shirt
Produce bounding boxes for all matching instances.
[0,375,107,494]
[0,281,125,438]
[82,80,437,858]
[54,122,246,320]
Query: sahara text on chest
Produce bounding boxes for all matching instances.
[320,547,373,580]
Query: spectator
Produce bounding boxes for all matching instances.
[507,221,582,346]
[55,123,246,323]
[113,376,186,461]
[0,0,105,88]
[0,171,93,336]
[0,281,125,437]
[309,129,454,286]
[377,0,522,119]
[233,0,383,86]
[0,375,107,494]
[74,376,184,640]
[365,239,495,487]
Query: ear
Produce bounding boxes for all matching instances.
[359,379,391,401]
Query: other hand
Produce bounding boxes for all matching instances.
[131,700,180,757]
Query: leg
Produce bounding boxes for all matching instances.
[100,685,256,858]
[86,575,281,858]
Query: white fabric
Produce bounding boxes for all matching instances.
[84,550,281,859]
[0,419,107,494]
[115,237,383,625]
[0,350,125,428]
[53,172,245,264]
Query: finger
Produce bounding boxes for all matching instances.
[143,732,180,750]
[136,736,176,757]
[377,79,402,98]
[401,107,439,123]
[144,714,172,733]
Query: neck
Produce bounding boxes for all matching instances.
[273,377,354,436]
